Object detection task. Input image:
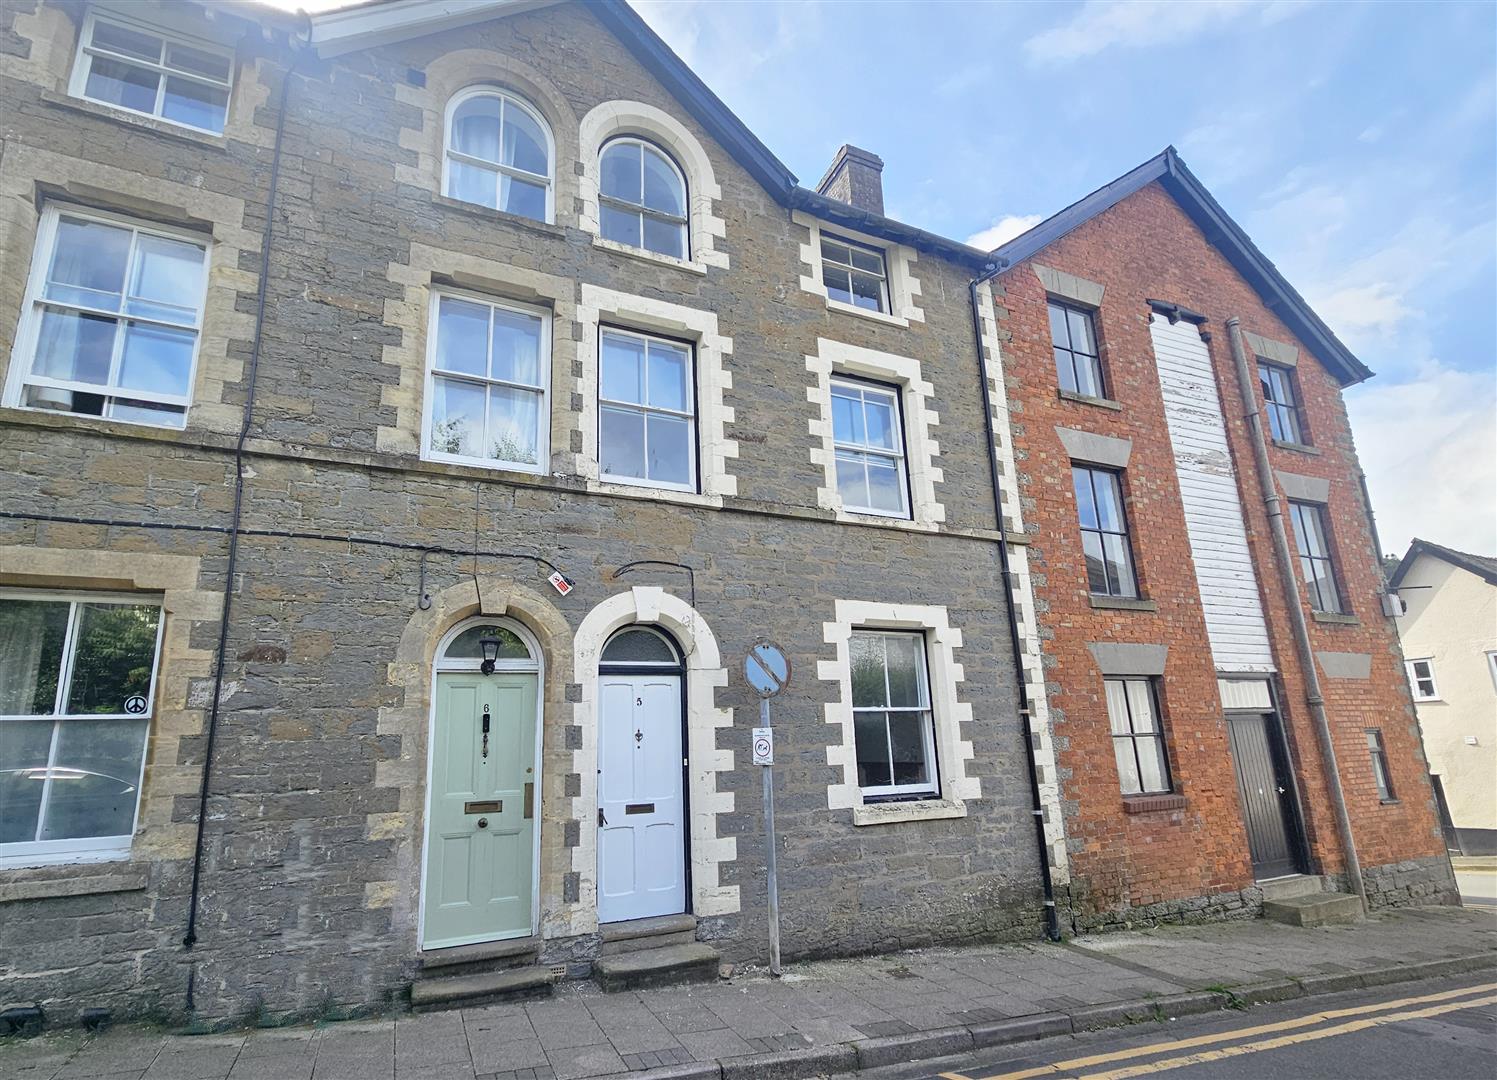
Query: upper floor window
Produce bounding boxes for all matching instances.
[423,293,549,472]
[598,327,695,491]
[1049,300,1103,399]
[1105,678,1171,796]
[71,13,232,134]
[1287,500,1343,614]
[820,235,889,314]
[0,591,163,865]
[850,630,937,800]
[831,376,909,519]
[1259,361,1305,444]
[1405,658,1439,701]
[444,88,553,223]
[1072,465,1138,598]
[6,206,209,429]
[599,138,688,259]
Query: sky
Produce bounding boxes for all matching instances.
[290,0,1496,557]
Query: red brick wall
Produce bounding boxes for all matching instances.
[994,182,1446,917]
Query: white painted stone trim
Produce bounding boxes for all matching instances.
[577,284,738,505]
[817,600,979,826]
[976,284,1070,884]
[793,211,923,326]
[577,100,727,272]
[566,587,738,934]
[805,338,944,530]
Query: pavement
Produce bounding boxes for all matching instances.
[1,905,1494,1080]
[1453,856,1497,907]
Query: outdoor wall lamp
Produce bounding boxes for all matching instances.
[478,635,501,675]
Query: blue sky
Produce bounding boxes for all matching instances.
[299,0,1497,556]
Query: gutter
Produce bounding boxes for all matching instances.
[1224,317,1367,912]
[968,263,1063,941]
[181,17,310,988]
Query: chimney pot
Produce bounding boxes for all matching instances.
[815,144,885,217]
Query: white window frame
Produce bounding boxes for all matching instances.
[0,589,165,867]
[1487,651,1497,693]
[442,86,556,224]
[420,289,552,474]
[3,204,211,429]
[68,9,234,135]
[819,233,890,315]
[596,325,698,494]
[1406,657,1440,702]
[597,136,690,260]
[849,629,939,800]
[829,375,910,519]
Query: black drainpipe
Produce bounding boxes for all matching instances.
[968,264,1062,941]
[183,22,309,986]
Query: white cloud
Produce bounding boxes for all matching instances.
[1347,361,1497,557]
[967,214,1043,250]
[1023,0,1306,64]
[1314,283,1417,337]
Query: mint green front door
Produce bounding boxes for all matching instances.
[422,672,538,949]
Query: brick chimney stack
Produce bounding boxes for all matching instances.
[815,145,885,217]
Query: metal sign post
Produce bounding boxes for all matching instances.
[744,640,789,977]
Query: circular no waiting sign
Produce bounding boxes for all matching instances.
[744,640,790,699]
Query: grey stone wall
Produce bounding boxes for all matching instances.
[0,0,1043,1025]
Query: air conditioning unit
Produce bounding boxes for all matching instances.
[1381,592,1406,618]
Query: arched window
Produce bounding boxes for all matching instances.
[444,88,553,223]
[600,626,682,670]
[599,138,688,259]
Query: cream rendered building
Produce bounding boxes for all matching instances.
[1393,540,1497,855]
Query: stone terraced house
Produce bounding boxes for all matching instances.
[0,0,1457,1029]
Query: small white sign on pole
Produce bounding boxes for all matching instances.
[752,727,774,766]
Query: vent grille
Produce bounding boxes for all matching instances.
[550,965,568,981]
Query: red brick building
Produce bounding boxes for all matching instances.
[988,149,1459,926]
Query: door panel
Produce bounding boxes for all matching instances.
[597,673,685,923]
[1227,712,1301,880]
[422,672,537,948]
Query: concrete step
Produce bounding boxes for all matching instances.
[600,929,697,957]
[419,936,539,974]
[1258,875,1325,902]
[1263,892,1363,927]
[410,965,555,1012]
[593,942,720,992]
[599,913,698,944]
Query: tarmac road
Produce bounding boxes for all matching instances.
[870,972,1497,1080]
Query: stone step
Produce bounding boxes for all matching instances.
[1262,892,1363,927]
[600,929,698,957]
[598,913,698,944]
[1257,875,1326,902]
[419,936,539,974]
[593,942,720,992]
[410,965,555,1012]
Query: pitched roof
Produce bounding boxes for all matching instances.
[305,0,989,266]
[1391,539,1497,589]
[990,147,1373,387]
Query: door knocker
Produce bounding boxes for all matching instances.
[481,704,491,760]
[634,728,643,744]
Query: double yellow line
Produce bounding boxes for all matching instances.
[941,980,1497,1080]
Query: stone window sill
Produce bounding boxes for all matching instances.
[1380,798,1401,806]
[1089,595,1159,612]
[1058,389,1122,411]
[0,404,197,443]
[852,796,967,826]
[591,236,708,276]
[432,194,567,240]
[1312,611,1360,626]
[1273,439,1321,456]
[0,862,147,903]
[40,90,231,151]
[1123,794,1187,814]
[826,298,910,329]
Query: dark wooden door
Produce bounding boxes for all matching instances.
[1227,713,1302,879]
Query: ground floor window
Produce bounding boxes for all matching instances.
[850,629,937,799]
[1105,677,1171,795]
[0,591,162,863]
[1366,729,1395,802]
